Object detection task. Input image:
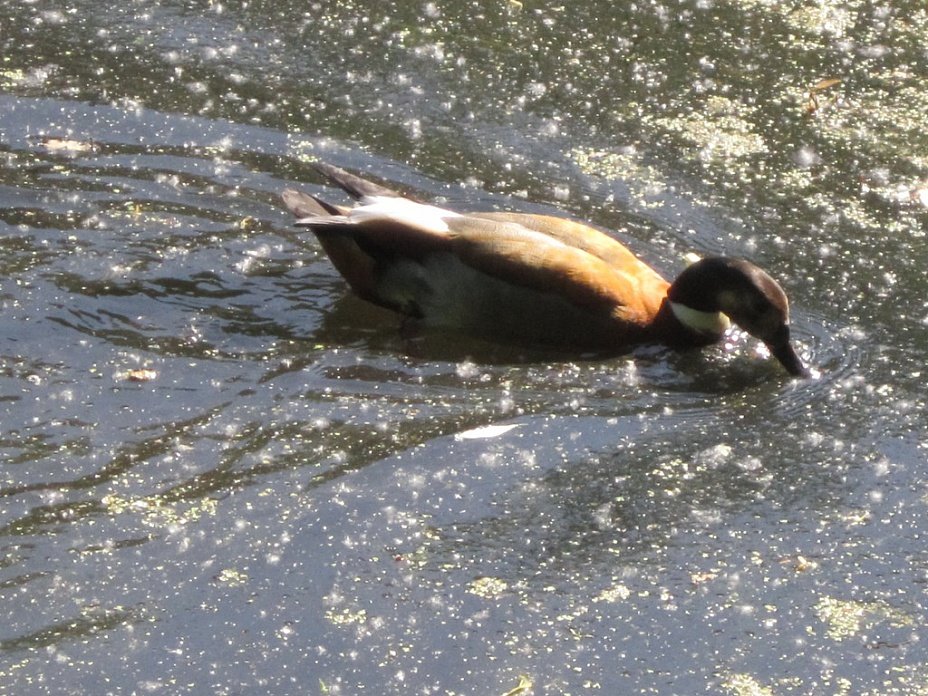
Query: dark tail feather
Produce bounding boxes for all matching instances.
[313,162,403,200]
[281,189,343,218]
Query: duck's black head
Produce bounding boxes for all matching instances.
[668,257,808,377]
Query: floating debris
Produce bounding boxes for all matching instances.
[32,135,98,154]
[593,583,632,603]
[805,77,842,115]
[454,423,519,441]
[324,607,367,626]
[721,672,775,696]
[123,369,158,383]
[501,674,532,696]
[214,568,249,587]
[814,596,913,642]
[466,576,509,598]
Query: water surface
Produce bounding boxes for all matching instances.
[2,1,928,694]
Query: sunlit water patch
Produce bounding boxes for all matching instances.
[1,35,927,692]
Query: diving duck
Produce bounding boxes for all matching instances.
[282,163,808,377]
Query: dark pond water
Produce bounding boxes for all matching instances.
[2,0,928,693]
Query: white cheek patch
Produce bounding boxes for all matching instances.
[350,196,461,234]
[670,302,731,336]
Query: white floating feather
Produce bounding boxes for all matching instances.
[454,423,520,441]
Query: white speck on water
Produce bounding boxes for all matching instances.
[403,118,422,139]
[615,360,640,387]
[690,507,723,526]
[802,431,825,448]
[540,120,561,137]
[165,522,185,537]
[593,502,614,530]
[872,457,891,476]
[40,489,67,506]
[211,135,235,153]
[476,452,503,469]
[839,325,867,342]
[793,146,822,168]
[693,443,732,469]
[323,589,344,607]
[737,456,763,472]
[456,423,519,441]
[498,395,515,413]
[138,681,165,693]
[246,245,271,258]
[414,43,445,62]
[526,82,547,98]
[455,360,480,379]
[40,10,68,24]
[516,449,537,470]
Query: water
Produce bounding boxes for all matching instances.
[2,1,928,694]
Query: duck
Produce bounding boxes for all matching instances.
[281,162,808,377]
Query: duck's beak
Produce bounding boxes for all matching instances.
[768,340,809,378]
